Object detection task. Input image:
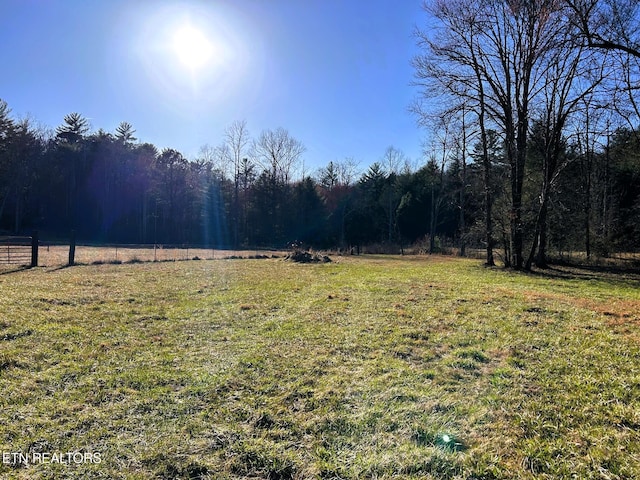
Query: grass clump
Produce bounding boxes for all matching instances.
[0,256,638,478]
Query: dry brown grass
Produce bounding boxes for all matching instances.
[19,245,287,267]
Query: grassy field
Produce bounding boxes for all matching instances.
[0,255,639,479]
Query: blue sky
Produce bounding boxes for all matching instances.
[1,0,427,174]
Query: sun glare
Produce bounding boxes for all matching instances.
[133,4,253,107]
[172,24,214,70]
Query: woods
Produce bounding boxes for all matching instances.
[0,97,639,261]
[0,0,639,268]
[412,0,640,268]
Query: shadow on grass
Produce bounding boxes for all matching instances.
[549,257,640,275]
[474,257,640,291]
[46,264,77,273]
[0,265,33,275]
[538,263,640,289]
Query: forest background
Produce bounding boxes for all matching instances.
[1,0,639,270]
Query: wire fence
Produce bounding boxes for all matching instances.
[31,244,288,267]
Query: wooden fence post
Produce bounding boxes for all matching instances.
[31,231,38,267]
[69,230,76,266]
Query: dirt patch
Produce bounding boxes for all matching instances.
[518,289,640,322]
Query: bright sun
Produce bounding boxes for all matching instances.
[171,24,214,70]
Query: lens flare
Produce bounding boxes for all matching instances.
[172,25,213,70]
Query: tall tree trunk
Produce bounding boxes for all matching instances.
[512,120,528,270]
[526,194,549,270]
[459,108,467,257]
[429,186,436,254]
[471,40,494,266]
[459,182,466,257]
[535,204,549,268]
[502,229,511,268]
[601,134,611,244]
[234,180,239,248]
[585,185,591,258]
[388,188,394,243]
[484,167,494,266]
[581,115,593,259]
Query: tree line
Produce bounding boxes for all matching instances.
[412,0,640,268]
[0,107,439,250]
[1,0,639,266]
[0,97,638,262]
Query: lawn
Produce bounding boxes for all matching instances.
[0,255,639,479]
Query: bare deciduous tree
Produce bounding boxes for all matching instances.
[224,120,251,246]
[252,127,306,184]
[524,19,606,269]
[415,0,573,268]
[566,0,640,58]
[381,146,406,242]
[335,157,360,186]
[566,0,640,127]
[413,1,499,265]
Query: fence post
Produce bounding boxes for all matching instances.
[31,231,38,267]
[69,230,76,266]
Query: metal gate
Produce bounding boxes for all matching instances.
[0,236,34,265]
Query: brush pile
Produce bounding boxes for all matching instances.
[285,250,331,263]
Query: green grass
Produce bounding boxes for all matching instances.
[0,255,639,479]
